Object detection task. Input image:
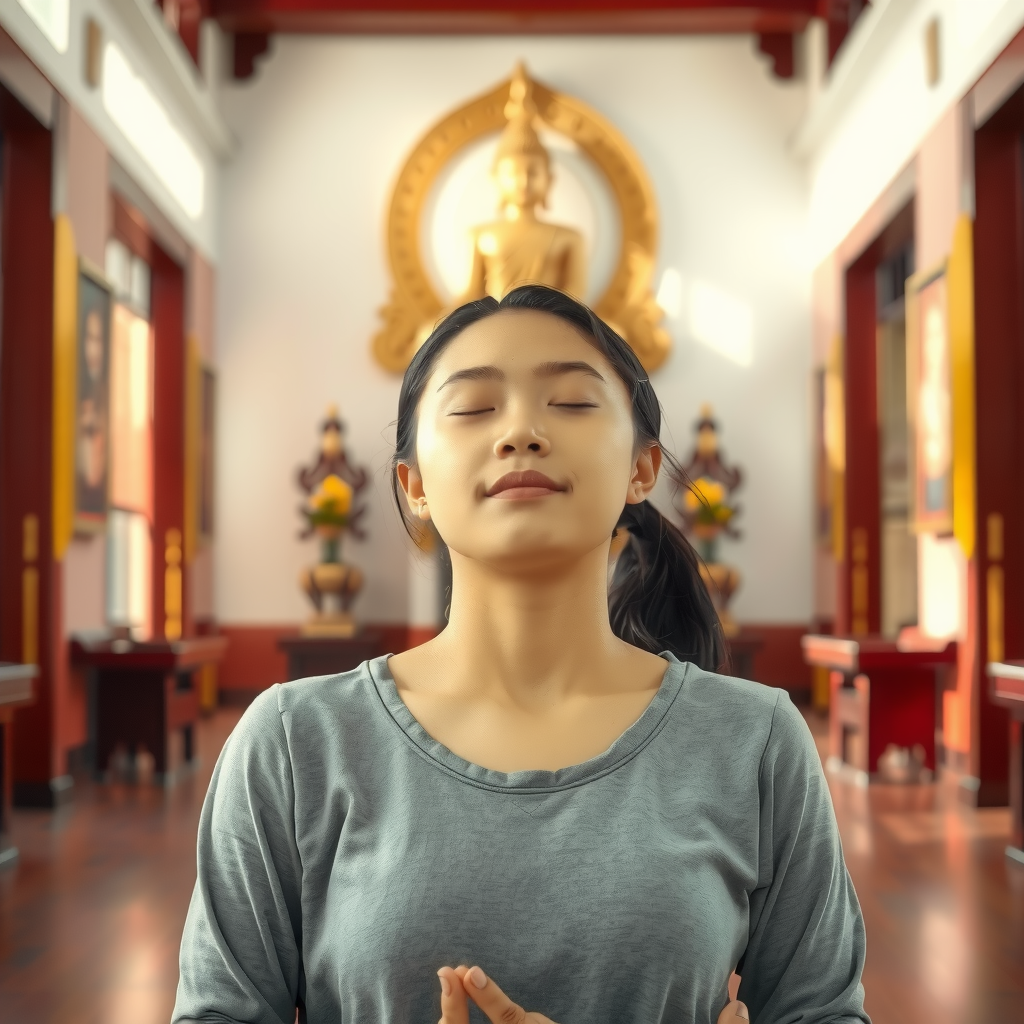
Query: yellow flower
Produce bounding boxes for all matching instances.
[311,474,353,516]
[684,477,726,509]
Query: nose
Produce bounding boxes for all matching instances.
[493,421,551,458]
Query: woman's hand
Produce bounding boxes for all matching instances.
[436,965,750,1023]
[437,965,555,1024]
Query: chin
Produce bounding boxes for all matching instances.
[461,526,605,570]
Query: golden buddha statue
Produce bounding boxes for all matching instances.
[458,64,587,303]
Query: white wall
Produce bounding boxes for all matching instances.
[214,35,812,625]
[799,0,1024,265]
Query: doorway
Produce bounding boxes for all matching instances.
[876,245,917,638]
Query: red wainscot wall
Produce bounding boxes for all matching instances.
[216,622,812,705]
[217,623,423,705]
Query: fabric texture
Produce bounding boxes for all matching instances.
[172,654,869,1024]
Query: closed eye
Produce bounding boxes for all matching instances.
[449,407,495,416]
[552,402,598,409]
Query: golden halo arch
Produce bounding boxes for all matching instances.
[371,65,671,374]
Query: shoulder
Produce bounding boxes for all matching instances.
[671,662,813,767]
[227,658,383,754]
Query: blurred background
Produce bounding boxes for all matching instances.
[0,1,1022,1022]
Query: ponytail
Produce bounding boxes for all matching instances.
[610,500,726,673]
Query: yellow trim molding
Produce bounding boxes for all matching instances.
[52,214,77,560]
[948,212,976,559]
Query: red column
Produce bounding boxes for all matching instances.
[151,248,189,640]
[0,88,60,805]
[972,117,1020,806]
[842,255,881,637]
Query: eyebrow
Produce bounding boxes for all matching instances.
[533,360,606,381]
[437,360,606,392]
[437,365,505,391]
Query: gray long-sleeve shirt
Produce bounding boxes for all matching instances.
[173,654,869,1024]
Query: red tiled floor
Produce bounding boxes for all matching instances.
[0,709,240,1024]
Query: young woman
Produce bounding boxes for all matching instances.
[173,286,869,1024]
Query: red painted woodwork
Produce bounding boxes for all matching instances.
[152,247,189,640]
[234,31,271,79]
[803,634,957,774]
[70,635,226,778]
[987,662,1024,853]
[839,203,913,638]
[757,32,794,79]
[842,256,880,635]
[211,0,819,34]
[972,99,1023,806]
[217,624,297,694]
[0,85,59,807]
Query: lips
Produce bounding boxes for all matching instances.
[485,470,566,499]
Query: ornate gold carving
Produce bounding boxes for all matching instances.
[372,65,670,374]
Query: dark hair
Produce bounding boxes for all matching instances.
[391,284,726,672]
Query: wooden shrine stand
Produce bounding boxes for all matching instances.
[71,635,227,784]
[802,634,957,777]
[986,662,1024,864]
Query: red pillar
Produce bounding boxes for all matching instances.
[842,255,881,637]
[152,248,189,641]
[0,87,61,806]
[971,114,1021,806]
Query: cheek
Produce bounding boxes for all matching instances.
[414,419,479,519]
[564,419,637,509]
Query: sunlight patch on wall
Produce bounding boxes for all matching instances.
[102,42,205,220]
[655,267,684,321]
[689,279,753,367]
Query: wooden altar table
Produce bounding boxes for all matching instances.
[278,629,385,682]
[71,635,227,784]
[801,634,957,777]
[0,662,36,867]
[986,661,1024,863]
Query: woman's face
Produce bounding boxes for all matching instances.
[400,310,658,572]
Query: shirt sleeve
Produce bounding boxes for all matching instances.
[172,686,303,1024]
[737,692,870,1024]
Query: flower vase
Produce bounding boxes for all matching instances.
[692,525,741,638]
[299,525,364,637]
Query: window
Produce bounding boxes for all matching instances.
[104,238,154,639]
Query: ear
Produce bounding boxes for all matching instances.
[396,463,432,522]
[625,445,661,505]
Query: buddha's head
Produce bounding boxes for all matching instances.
[493,64,551,212]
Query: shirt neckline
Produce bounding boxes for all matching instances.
[366,652,689,793]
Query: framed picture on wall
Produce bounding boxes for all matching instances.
[74,261,114,533]
[906,261,952,534]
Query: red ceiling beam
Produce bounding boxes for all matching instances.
[210,0,817,35]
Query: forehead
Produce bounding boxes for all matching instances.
[431,310,613,380]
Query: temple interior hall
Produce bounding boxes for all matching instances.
[1,1,1024,1022]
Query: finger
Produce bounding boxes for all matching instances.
[716,998,750,1023]
[437,966,470,1024]
[462,966,528,1024]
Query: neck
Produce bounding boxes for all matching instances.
[431,543,620,702]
